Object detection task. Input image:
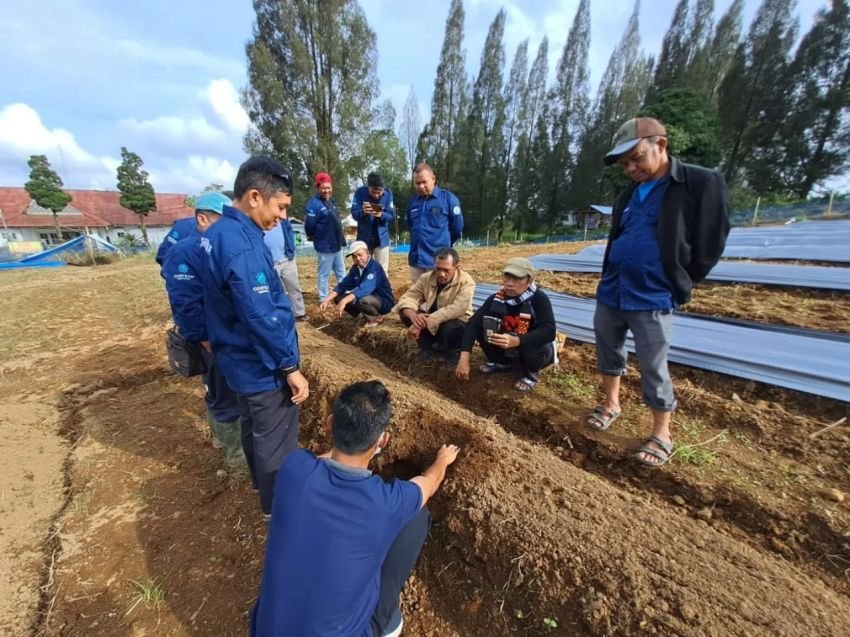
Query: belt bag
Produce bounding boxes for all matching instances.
[165,327,207,377]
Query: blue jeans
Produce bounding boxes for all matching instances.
[317,250,345,299]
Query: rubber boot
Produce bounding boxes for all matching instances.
[212,418,247,469]
[205,409,223,449]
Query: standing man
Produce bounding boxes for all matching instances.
[588,117,730,467]
[319,241,395,327]
[156,215,197,267]
[394,247,475,367]
[264,218,307,321]
[250,380,459,637]
[200,157,309,515]
[406,163,463,282]
[305,171,346,300]
[351,171,395,273]
[161,192,245,469]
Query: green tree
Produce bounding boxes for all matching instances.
[640,88,722,167]
[452,9,507,236]
[24,154,71,240]
[550,0,591,214]
[649,0,690,98]
[773,0,850,198]
[718,0,798,185]
[399,86,421,171]
[116,147,156,246]
[691,0,742,101]
[514,38,550,234]
[501,39,529,230]
[418,0,467,183]
[243,0,378,199]
[570,0,647,206]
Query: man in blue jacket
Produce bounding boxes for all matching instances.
[406,163,464,282]
[305,171,346,299]
[200,157,309,515]
[263,219,306,321]
[156,215,197,267]
[351,171,394,272]
[319,241,394,327]
[162,192,245,469]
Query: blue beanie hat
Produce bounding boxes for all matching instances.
[194,191,232,214]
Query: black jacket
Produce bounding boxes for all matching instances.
[602,156,731,306]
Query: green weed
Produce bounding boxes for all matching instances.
[543,617,559,630]
[674,444,719,466]
[126,576,166,615]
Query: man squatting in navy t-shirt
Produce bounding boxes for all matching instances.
[251,380,460,637]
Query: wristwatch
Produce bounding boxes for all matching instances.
[283,364,300,375]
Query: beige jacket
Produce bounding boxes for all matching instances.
[393,268,476,335]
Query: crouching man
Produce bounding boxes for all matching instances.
[319,241,395,327]
[394,247,475,367]
[456,257,558,392]
[250,380,460,637]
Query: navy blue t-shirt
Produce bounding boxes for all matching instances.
[251,449,423,637]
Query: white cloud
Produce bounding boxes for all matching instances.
[114,38,244,77]
[0,102,117,188]
[120,114,228,148]
[148,156,239,194]
[204,79,250,134]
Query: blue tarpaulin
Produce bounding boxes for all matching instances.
[0,235,121,270]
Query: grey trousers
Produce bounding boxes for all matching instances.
[592,302,677,412]
[274,258,306,318]
[409,266,427,283]
[372,246,390,273]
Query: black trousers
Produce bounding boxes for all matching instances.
[237,386,300,514]
[200,348,241,422]
[370,507,431,636]
[338,294,384,318]
[478,334,554,379]
[401,314,465,354]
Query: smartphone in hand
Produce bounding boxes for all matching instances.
[483,316,502,338]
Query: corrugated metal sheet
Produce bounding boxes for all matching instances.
[528,253,850,292]
[473,285,850,402]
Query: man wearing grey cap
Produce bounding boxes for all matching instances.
[588,117,730,467]
[456,257,557,392]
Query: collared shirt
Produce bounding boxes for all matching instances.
[155,217,197,266]
[406,186,464,269]
[199,206,299,394]
[596,177,675,311]
[351,186,395,249]
[263,220,296,263]
[305,194,346,254]
[335,256,395,314]
[161,233,206,342]
[250,449,422,637]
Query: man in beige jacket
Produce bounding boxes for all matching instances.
[394,247,475,368]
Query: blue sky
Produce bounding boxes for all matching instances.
[0,0,827,195]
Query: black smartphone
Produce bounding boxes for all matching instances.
[483,316,502,337]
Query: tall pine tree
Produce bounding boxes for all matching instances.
[501,40,530,229]
[116,147,157,246]
[570,0,646,207]
[514,38,549,233]
[452,9,507,235]
[697,0,744,101]
[774,0,850,198]
[649,0,690,98]
[399,86,421,172]
[243,0,378,198]
[418,0,467,184]
[718,0,798,185]
[550,0,592,215]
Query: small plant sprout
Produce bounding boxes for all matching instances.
[126,576,166,615]
[543,616,558,630]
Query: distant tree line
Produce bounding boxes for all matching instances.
[240,0,850,235]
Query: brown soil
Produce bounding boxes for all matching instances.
[1,246,848,637]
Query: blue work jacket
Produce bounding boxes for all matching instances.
[305,195,346,254]
[200,206,300,394]
[156,217,197,266]
[161,233,207,342]
[334,256,395,314]
[406,186,463,269]
[351,186,394,249]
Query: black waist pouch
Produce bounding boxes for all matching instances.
[165,327,207,377]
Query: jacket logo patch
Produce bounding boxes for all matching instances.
[367,273,374,280]
[256,272,268,285]
[178,263,189,274]
[453,206,461,215]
